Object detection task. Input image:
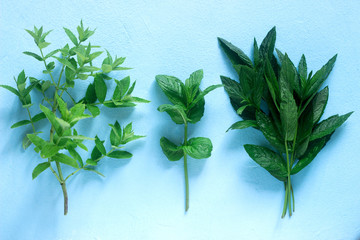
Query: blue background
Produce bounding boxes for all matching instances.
[1,1,359,239]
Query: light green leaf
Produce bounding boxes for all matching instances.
[87,105,100,117]
[32,162,50,179]
[102,64,112,73]
[52,153,78,168]
[0,85,20,97]
[53,56,76,71]
[23,51,43,61]
[63,27,78,46]
[11,120,31,129]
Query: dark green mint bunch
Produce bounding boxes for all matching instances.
[218,27,352,218]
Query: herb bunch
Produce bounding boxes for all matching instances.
[218,27,352,218]
[156,69,222,211]
[0,21,149,215]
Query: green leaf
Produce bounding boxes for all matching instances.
[78,66,100,73]
[291,135,331,175]
[63,27,78,46]
[27,134,46,150]
[23,51,43,61]
[183,137,213,159]
[310,112,353,141]
[40,142,61,158]
[187,97,205,124]
[126,96,150,103]
[185,69,203,102]
[85,83,97,104]
[107,150,132,159]
[279,60,298,140]
[298,54,307,89]
[62,135,95,140]
[188,84,222,108]
[38,42,51,49]
[86,159,97,166]
[11,120,31,128]
[68,148,83,167]
[40,104,70,136]
[22,135,32,149]
[91,145,102,161]
[32,162,50,179]
[44,49,60,59]
[83,168,104,177]
[102,64,112,73]
[218,37,253,67]
[109,121,122,146]
[158,104,187,125]
[160,137,184,161]
[259,27,276,58]
[256,111,285,152]
[156,75,186,106]
[113,76,130,100]
[87,105,100,117]
[95,136,106,155]
[312,87,329,124]
[53,56,76,71]
[52,153,78,168]
[0,85,20,97]
[226,120,258,132]
[244,144,287,181]
[305,54,337,98]
[94,74,107,103]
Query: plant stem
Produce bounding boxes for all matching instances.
[56,161,68,215]
[26,107,36,133]
[284,137,293,217]
[184,123,189,212]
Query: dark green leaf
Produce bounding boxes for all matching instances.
[298,54,307,89]
[291,135,331,175]
[310,112,353,141]
[85,83,97,104]
[68,148,83,167]
[183,137,213,159]
[113,76,130,100]
[226,120,258,132]
[218,37,253,67]
[312,87,329,124]
[156,75,186,106]
[109,121,122,146]
[32,162,50,179]
[108,150,132,159]
[23,51,43,61]
[185,69,203,102]
[244,144,287,181]
[259,27,276,58]
[91,145,102,161]
[187,97,205,124]
[305,55,337,98]
[52,153,78,168]
[32,112,46,123]
[158,104,187,125]
[160,137,184,161]
[188,84,222,108]
[256,111,285,152]
[94,75,107,103]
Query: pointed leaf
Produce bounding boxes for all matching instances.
[23,51,43,61]
[52,153,78,168]
[226,120,258,132]
[156,75,186,106]
[11,120,31,128]
[32,162,50,179]
[310,112,353,141]
[244,144,287,181]
[94,75,107,103]
[158,104,187,125]
[312,87,329,124]
[218,37,253,67]
[0,85,20,97]
[63,27,78,46]
[107,150,132,159]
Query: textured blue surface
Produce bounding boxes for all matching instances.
[0,1,359,239]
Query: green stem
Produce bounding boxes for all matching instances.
[26,107,36,133]
[184,123,189,212]
[55,161,68,215]
[284,137,293,217]
[281,182,288,218]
